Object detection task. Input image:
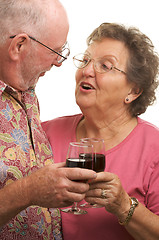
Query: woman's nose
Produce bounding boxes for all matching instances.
[82,61,95,77]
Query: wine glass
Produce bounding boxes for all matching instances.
[61,141,93,215]
[80,138,106,208]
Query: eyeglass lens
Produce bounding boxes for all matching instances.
[73,54,126,74]
[73,54,112,73]
[57,45,70,63]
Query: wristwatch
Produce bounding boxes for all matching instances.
[119,197,139,225]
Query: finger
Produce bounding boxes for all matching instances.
[65,168,97,181]
[61,187,88,203]
[85,189,109,206]
[68,181,90,194]
[67,192,87,203]
[85,188,101,197]
[89,182,109,190]
[90,171,116,183]
[85,196,108,206]
[85,188,110,198]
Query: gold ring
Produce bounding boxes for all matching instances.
[101,189,107,199]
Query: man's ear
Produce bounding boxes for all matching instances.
[8,34,30,60]
[125,87,143,104]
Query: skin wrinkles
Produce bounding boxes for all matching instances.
[75,39,131,129]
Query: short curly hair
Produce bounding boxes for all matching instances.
[87,23,159,116]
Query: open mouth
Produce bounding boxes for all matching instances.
[80,82,95,90]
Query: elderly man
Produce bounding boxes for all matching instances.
[0,0,96,239]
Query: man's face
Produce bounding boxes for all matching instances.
[6,0,69,91]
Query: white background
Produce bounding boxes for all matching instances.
[36,0,159,127]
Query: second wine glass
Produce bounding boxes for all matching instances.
[80,138,106,208]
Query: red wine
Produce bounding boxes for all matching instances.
[66,158,92,169]
[79,153,105,172]
[93,153,105,172]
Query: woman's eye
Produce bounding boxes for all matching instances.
[101,60,112,71]
[100,63,110,71]
[102,64,109,69]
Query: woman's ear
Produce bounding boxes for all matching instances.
[8,34,30,60]
[125,87,143,104]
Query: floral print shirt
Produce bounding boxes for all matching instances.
[0,80,62,240]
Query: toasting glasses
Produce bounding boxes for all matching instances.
[61,142,93,215]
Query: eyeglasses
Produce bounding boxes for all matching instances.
[10,35,70,64]
[73,53,126,75]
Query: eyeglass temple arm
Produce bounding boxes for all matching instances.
[29,36,67,59]
[10,35,67,60]
[73,57,84,63]
[113,66,126,75]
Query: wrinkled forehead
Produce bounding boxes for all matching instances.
[85,38,129,63]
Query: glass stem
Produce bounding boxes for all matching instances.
[72,202,78,211]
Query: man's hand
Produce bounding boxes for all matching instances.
[25,162,97,208]
[0,162,96,226]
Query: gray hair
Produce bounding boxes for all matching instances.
[0,0,49,44]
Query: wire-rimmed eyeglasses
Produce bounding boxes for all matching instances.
[10,35,70,64]
[73,53,126,75]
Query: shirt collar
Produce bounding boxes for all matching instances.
[0,79,35,99]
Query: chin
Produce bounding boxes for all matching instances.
[76,99,93,110]
[76,93,95,106]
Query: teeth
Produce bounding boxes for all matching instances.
[82,84,93,90]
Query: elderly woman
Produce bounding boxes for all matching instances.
[42,23,159,240]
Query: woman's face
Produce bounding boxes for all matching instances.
[75,38,133,114]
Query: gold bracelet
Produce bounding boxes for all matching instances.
[119,197,139,225]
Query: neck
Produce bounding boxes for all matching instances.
[77,110,137,151]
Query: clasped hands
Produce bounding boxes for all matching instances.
[22,162,130,221]
[22,162,96,209]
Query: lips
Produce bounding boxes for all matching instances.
[80,82,95,90]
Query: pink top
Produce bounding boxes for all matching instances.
[42,114,159,240]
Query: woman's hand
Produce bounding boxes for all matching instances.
[85,172,159,240]
[85,172,130,221]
